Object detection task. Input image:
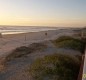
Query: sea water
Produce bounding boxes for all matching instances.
[0,26,59,35]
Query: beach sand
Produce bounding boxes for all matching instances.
[0,29,75,57]
[0,28,82,80]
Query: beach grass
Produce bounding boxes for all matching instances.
[5,43,47,61]
[53,36,85,53]
[28,54,81,80]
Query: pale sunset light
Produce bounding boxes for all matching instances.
[0,1,86,80]
[0,0,86,27]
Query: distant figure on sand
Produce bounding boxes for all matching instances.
[45,32,47,36]
[0,33,2,38]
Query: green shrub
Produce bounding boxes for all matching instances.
[6,46,30,61]
[29,54,81,80]
[53,36,85,53]
[6,43,46,61]
[28,43,46,51]
[53,36,74,43]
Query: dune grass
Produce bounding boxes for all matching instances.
[0,58,6,71]
[5,43,47,61]
[28,54,81,80]
[53,36,85,53]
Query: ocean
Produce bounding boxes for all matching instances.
[0,26,59,35]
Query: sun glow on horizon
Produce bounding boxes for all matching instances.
[0,0,86,27]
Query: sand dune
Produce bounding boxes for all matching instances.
[0,29,75,57]
[0,28,82,80]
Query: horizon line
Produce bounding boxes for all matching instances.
[0,24,85,28]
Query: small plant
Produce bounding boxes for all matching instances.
[5,46,30,61]
[5,43,46,61]
[28,43,47,51]
[28,54,81,80]
[53,36,85,53]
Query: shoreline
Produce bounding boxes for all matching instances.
[0,29,74,57]
[1,29,58,36]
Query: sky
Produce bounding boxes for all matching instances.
[0,0,86,27]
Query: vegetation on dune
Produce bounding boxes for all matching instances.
[5,43,47,61]
[53,36,85,53]
[6,46,29,61]
[28,43,47,51]
[0,58,6,72]
[53,36,74,42]
[82,38,86,44]
[28,54,81,80]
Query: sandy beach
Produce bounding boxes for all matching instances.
[0,28,83,80]
[0,29,75,57]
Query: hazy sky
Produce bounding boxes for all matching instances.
[0,0,86,27]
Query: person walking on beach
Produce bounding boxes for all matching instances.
[45,32,47,36]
